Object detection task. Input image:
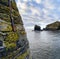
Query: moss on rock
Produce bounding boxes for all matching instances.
[0,0,30,59]
[5,32,19,43]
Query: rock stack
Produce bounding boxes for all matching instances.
[34,25,41,31]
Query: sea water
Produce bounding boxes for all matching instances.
[26,30,60,59]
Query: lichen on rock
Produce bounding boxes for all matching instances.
[0,0,30,59]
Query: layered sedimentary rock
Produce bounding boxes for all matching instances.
[0,0,30,59]
[45,21,60,30]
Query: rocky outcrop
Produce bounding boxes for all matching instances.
[34,25,41,31]
[44,21,60,31]
[0,0,30,59]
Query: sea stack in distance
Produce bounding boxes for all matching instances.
[34,25,41,31]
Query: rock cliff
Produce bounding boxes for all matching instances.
[0,0,30,59]
[45,21,60,30]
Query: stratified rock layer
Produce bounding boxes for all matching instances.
[0,0,30,59]
[45,21,60,30]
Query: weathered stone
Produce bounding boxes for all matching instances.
[0,0,30,59]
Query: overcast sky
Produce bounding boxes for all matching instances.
[16,0,60,29]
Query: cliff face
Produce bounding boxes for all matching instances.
[45,21,60,30]
[0,0,30,59]
[0,0,23,24]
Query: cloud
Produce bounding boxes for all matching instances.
[30,7,40,16]
[34,0,42,4]
[16,0,60,29]
[23,0,28,2]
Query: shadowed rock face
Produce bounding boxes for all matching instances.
[34,25,41,31]
[0,0,30,59]
[45,21,60,30]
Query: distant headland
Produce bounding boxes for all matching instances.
[34,21,60,31]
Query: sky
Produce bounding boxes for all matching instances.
[16,0,60,29]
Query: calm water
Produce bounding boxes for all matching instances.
[26,30,60,59]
